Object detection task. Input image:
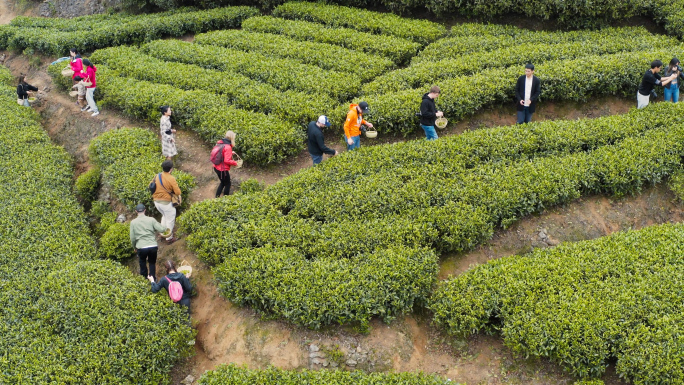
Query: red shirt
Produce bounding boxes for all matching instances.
[70,58,83,80]
[84,65,97,88]
[213,141,238,172]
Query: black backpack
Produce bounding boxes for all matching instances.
[148,173,160,194]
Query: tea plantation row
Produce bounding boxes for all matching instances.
[365,28,676,94]
[0,6,258,55]
[431,223,684,384]
[0,67,192,384]
[179,103,684,329]
[366,48,684,135]
[90,45,338,124]
[48,63,305,165]
[197,364,456,384]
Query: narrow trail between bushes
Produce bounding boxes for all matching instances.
[4,49,651,384]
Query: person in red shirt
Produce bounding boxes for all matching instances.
[212,131,239,198]
[81,59,99,116]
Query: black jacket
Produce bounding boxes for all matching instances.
[151,272,192,306]
[419,93,437,126]
[16,83,38,100]
[307,121,335,156]
[514,75,541,112]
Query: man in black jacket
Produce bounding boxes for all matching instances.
[514,63,541,124]
[307,115,337,165]
[419,85,443,140]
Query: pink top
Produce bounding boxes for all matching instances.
[84,65,97,88]
[70,58,83,79]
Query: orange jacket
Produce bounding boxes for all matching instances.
[343,104,367,139]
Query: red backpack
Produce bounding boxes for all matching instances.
[210,143,226,165]
[165,276,184,303]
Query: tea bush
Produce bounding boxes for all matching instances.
[142,39,360,101]
[48,62,305,165]
[668,168,684,200]
[365,49,684,135]
[365,33,678,95]
[199,364,456,384]
[75,166,101,205]
[272,2,446,45]
[180,104,684,328]
[416,25,654,63]
[0,72,193,383]
[88,127,195,212]
[0,6,259,55]
[98,222,135,260]
[194,29,394,81]
[241,16,420,64]
[430,223,684,383]
[90,45,337,125]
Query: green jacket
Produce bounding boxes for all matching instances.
[129,215,166,249]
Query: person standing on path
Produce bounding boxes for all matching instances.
[152,160,182,243]
[160,106,177,160]
[419,85,443,140]
[307,115,337,165]
[514,63,541,124]
[343,101,373,150]
[148,260,192,314]
[662,58,683,103]
[638,60,677,109]
[81,59,99,116]
[211,131,238,198]
[130,203,168,280]
[16,75,38,107]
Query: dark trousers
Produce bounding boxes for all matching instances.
[215,168,231,197]
[516,107,533,124]
[138,246,158,279]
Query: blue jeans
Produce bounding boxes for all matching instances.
[420,124,438,140]
[346,135,360,150]
[664,85,679,103]
[516,107,533,124]
[22,98,30,107]
[311,154,323,165]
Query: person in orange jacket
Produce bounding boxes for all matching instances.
[343,101,373,150]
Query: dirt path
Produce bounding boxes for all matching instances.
[5,52,650,384]
[0,0,16,25]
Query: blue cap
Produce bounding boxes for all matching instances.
[317,115,331,127]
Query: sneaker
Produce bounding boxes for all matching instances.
[91,111,100,117]
[81,106,90,112]
[165,237,177,244]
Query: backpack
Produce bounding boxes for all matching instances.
[148,173,160,194]
[210,143,226,165]
[166,276,184,303]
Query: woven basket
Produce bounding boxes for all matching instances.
[365,130,378,138]
[234,153,243,168]
[178,260,193,278]
[61,67,74,77]
[69,91,78,97]
[435,117,448,129]
[27,97,37,104]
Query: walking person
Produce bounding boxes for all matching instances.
[148,260,192,314]
[16,75,38,107]
[663,58,683,103]
[130,203,169,281]
[638,60,677,109]
[307,115,337,165]
[160,106,177,160]
[81,58,99,116]
[419,86,444,140]
[210,131,239,198]
[343,101,373,150]
[514,63,541,124]
[152,160,182,243]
